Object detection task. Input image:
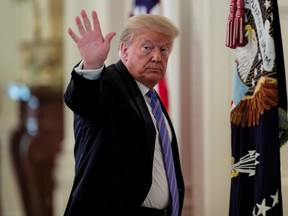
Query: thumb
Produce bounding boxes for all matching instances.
[104,32,116,45]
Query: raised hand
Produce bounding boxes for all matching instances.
[68,10,116,69]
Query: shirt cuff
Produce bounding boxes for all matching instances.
[74,61,104,80]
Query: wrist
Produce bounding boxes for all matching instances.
[82,61,104,70]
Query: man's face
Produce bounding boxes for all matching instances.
[120,30,172,89]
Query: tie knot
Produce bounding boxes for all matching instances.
[146,89,157,100]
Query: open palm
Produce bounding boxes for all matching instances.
[68,10,116,69]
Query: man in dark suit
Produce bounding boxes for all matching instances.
[63,9,185,216]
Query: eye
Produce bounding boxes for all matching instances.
[142,44,153,53]
[160,47,170,56]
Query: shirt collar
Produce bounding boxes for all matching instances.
[135,80,150,96]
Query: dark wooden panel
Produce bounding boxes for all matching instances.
[10,87,63,216]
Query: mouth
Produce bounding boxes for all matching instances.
[148,68,162,73]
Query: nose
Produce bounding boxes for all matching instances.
[151,49,162,62]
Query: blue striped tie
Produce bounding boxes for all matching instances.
[146,89,179,216]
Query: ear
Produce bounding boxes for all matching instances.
[120,43,128,61]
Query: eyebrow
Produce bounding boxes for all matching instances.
[141,39,171,47]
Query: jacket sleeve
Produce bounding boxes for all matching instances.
[64,68,102,120]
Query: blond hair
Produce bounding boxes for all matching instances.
[119,14,179,46]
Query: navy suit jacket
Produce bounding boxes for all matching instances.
[63,60,185,216]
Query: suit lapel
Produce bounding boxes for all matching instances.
[115,61,156,165]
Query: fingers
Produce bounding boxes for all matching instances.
[67,28,80,43]
[72,10,94,37]
[68,10,100,43]
[81,9,92,32]
[91,10,103,37]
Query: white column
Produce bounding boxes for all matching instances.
[189,0,232,215]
